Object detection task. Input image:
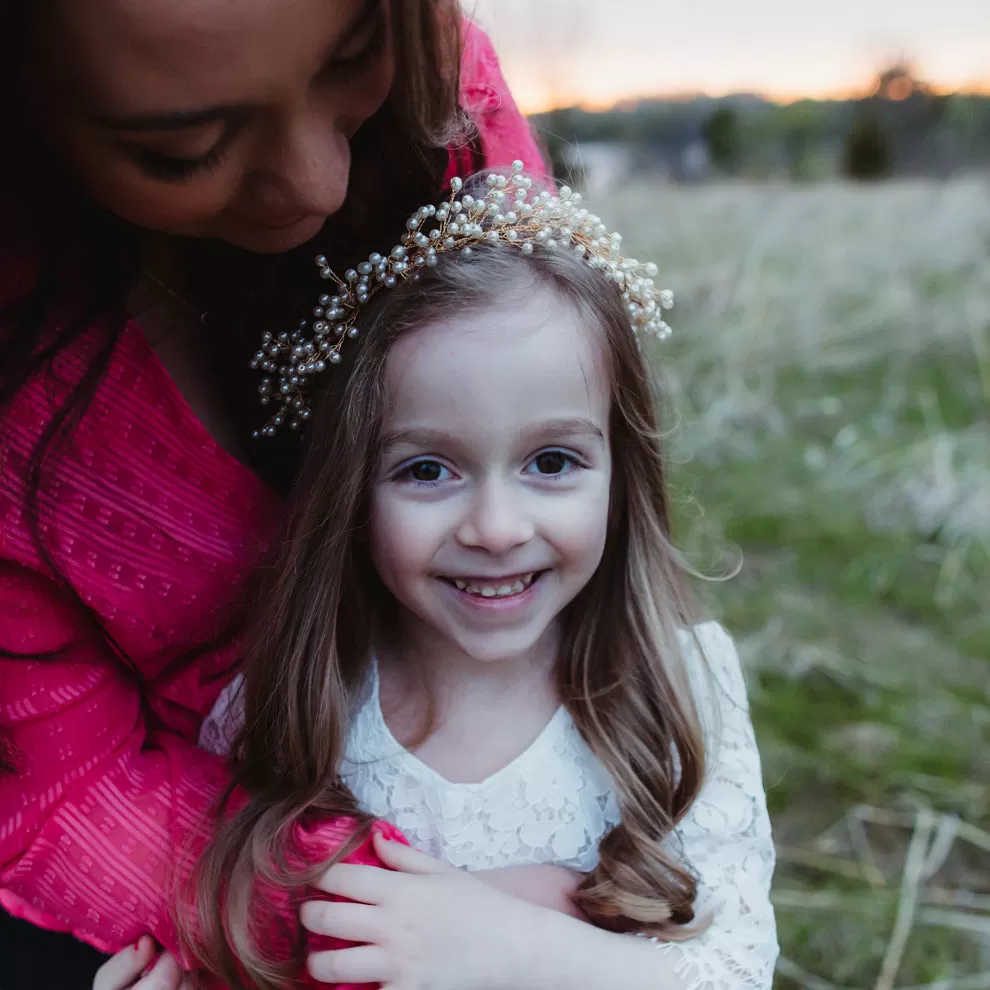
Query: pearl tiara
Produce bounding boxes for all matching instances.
[250,160,673,437]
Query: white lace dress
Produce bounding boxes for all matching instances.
[200,622,778,990]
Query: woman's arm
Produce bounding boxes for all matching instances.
[0,561,386,971]
[0,559,225,957]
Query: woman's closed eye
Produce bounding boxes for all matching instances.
[524,449,583,478]
[129,120,244,183]
[135,144,226,182]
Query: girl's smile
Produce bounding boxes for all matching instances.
[437,569,547,615]
[369,283,612,668]
[440,570,541,599]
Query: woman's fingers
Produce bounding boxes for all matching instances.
[91,943,185,990]
[300,899,382,942]
[137,952,185,990]
[307,944,389,985]
[93,937,158,990]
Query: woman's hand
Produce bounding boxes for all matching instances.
[301,832,548,990]
[93,938,191,990]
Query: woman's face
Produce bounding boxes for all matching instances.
[44,0,394,253]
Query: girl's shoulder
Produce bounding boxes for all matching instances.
[676,622,752,730]
[677,621,740,676]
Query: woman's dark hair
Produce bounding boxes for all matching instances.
[0,0,473,773]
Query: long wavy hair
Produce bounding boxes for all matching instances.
[0,0,469,774]
[186,245,709,988]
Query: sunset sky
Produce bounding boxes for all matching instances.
[467,0,990,112]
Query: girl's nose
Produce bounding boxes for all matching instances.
[455,480,535,555]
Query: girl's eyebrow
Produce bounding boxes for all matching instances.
[382,418,605,452]
[89,0,381,133]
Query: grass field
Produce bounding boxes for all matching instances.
[598,176,990,988]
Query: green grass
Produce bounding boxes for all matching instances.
[598,176,990,987]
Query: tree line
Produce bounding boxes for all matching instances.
[531,65,990,182]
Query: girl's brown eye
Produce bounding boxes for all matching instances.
[410,461,443,482]
[534,452,569,475]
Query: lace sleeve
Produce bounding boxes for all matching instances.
[645,623,778,990]
[198,672,245,756]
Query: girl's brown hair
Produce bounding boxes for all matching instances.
[185,246,708,988]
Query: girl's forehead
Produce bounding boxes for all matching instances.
[383,289,609,429]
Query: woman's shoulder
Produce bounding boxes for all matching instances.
[454,19,549,179]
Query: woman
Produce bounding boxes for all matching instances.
[0,0,547,986]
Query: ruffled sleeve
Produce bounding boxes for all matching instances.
[446,20,550,183]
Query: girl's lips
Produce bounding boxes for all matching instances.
[444,572,539,599]
[438,571,547,606]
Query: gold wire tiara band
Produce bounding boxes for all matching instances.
[250,160,673,438]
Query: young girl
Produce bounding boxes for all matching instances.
[175,164,777,990]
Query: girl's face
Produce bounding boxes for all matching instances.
[43,0,393,253]
[369,285,613,666]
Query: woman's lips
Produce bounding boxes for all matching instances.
[238,211,316,230]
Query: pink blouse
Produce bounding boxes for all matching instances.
[0,20,548,964]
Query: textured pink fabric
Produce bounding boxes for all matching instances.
[0,20,547,966]
[257,819,409,990]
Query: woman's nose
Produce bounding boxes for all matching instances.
[248,108,351,218]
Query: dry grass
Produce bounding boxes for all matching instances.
[595,176,990,986]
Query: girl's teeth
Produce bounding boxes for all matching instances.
[451,573,536,598]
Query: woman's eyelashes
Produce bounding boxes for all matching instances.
[130,116,246,183]
[135,143,227,183]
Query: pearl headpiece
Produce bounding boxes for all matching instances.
[250,160,673,437]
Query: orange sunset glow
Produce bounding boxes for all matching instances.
[468,0,990,112]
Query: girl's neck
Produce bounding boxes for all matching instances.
[376,617,561,726]
[374,618,563,783]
